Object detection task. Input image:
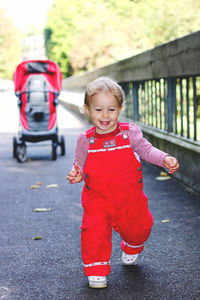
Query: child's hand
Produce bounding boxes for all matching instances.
[67,163,83,184]
[163,155,179,174]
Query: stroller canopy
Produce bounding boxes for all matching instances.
[13,60,62,93]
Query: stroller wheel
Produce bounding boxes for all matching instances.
[16,144,27,163]
[52,143,57,161]
[13,137,17,158]
[60,135,65,156]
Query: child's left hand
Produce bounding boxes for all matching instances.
[163,155,179,174]
[67,163,83,184]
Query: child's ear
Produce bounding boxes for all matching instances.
[119,105,123,113]
[84,104,90,115]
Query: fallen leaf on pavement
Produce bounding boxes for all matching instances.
[156,176,171,180]
[33,208,52,212]
[160,171,169,176]
[33,236,43,240]
[46,184,58,188]
[30,185,40,189]
[161,219,170,223]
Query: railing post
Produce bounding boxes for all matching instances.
[132,82,139,121]
[167,78,176,132]
[193,76,197,141]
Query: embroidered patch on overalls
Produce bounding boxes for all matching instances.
[103,139,116,148]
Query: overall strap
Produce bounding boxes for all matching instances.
[119,122,141,162]
[85,127,96,139]
[118,122,130,132]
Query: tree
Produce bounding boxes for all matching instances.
[0,6,21,79]
[44,0,200,78]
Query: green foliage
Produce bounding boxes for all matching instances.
[44,0,200,78]
[0,7,21,79]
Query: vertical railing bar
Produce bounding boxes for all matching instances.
[151,80,153,127]
[174,79,177,134]
[143,81,146,124]
[186,77,190,138]
[145,81,147,125]
[143,82,145,123]
[143,81,145,124]
[132,81,139,121]
[128,82,131,119]
[126,82,129,118]
[141,82,144,123]
[167,78,176,133]
[126,82,130,118]
[142,82,144,123]
[173,78,176,134]
[127,82,130,118]
[159,79,162,129]
[126,82,128,118]
[131,82,134,119]
[155,80,157,128]
[164,79,167,131]
[150,80,152,126]
[167,79,172,132]
[193,76,197,141]
[128,83,131,119]
[144,81,146,124]
[180,79,184,137]
[153,80,156,127]
[138,83,141,121]
[138,83,141,122]
[138,82,140,122]
[147,80,150,125]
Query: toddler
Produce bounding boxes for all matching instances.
[67,77,179,288]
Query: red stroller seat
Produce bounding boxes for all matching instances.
[13,60,65,162]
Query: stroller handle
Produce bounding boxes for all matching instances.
[15,90,60,97]
[16,90,60,107]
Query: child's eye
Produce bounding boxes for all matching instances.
[95,108,102,112]
[109,108,116,112]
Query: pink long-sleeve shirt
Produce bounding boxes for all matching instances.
[73,123,168,171]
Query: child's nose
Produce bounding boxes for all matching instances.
[102,110,109,118]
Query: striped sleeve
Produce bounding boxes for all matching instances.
[73,132,89,171]
[129,123,168,167]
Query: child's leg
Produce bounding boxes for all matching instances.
[81,215,112,276]
[117,207,153,255]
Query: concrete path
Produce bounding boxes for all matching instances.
[0,92,199,299]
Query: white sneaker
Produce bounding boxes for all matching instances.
[121,251,139,265]
[88,276,107,288]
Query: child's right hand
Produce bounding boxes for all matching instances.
[163,155,179,174]
[67,163,83,184]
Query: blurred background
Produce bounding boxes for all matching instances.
[0,0,200,80]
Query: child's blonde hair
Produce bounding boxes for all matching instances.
[84,77,125,107]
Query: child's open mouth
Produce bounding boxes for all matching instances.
[100,121,110,126]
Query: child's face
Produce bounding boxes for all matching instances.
[85,91,123,134]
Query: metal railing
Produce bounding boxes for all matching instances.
[120,75,200,143]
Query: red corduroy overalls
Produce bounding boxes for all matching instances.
[81,123,153,276]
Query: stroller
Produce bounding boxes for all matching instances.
[13,60,65,162]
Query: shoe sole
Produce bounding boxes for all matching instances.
[89,283,107,288]
[121,252,138,265]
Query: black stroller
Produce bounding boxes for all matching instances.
[13,60,65,162]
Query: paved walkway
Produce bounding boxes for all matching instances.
[0,93,199,299]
